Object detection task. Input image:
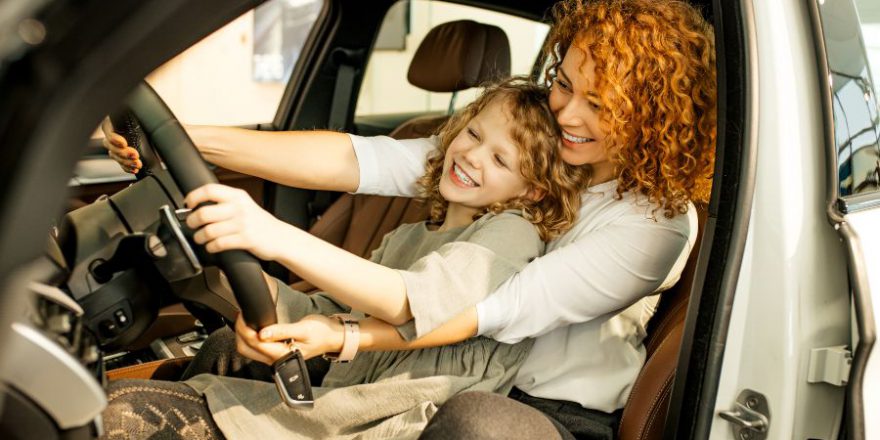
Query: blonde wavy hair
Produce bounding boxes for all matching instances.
[544,0,716,217]
[418,77,590,241]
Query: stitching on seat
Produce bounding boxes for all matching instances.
[620,327,682,438]
[639,373,674,440]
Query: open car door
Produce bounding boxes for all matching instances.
[812,0,880,438]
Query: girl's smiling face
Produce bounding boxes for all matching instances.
[549,47,615,183]
[439,97,532,219]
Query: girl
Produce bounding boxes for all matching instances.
[105,1,716,437]
[101,78,590,439]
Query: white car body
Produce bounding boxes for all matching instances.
[711,0,879,438]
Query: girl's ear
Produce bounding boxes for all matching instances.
[523,187,546,202]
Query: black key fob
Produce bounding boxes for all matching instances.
[272,347,314,409]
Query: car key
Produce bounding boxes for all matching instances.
[273,346,314,409]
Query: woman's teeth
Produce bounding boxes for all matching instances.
[562,131,593,143]
[453,164,478,187]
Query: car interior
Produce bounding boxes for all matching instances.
[0,0,752,438]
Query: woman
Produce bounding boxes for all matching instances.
[104,0,716,438]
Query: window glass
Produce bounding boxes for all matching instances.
[857,0,880,96]
[356,0,549,116]
[146,0,323,126]
[821,0,880,198]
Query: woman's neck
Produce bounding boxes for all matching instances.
[437,202,479,231]
[590,161,616,185]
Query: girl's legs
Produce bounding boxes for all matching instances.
[101,379,223,440]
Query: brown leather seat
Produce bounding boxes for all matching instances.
[618,204,708,440]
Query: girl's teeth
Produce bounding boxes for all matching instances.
[453,164,476,186]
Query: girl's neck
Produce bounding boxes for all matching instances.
[437,203,479,232]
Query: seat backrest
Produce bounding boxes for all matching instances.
[617,204,708,440]
[289,21,511,290]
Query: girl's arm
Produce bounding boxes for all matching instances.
[234,308,479,364]
[184,183,414,325]
[271,223,414,325]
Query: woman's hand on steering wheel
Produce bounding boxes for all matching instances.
[234,313,344,363]
[184,183,288,261]
[101,118,142,174]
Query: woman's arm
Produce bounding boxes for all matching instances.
[477,213,694,343]
[102,119,360,191]
[189,126,360,191]
[101,120,436,196]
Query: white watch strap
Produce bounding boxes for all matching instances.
[331,313,360,363]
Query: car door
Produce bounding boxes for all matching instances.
[813,0,880,438]
[707,0,879,439]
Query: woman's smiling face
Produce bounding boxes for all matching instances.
[549,46,615,183]
[439,97,531,216]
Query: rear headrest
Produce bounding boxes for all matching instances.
[407,20,511,93]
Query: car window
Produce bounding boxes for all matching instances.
[146,0,323,126]
[355,0,549,117]
[858,1,880,97]
[823,0,880,198]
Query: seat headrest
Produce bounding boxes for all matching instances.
[407,20,511,93]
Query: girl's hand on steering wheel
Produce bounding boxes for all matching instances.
[184,183,288,261]
[234,313,344,363]
[100,118,142,174]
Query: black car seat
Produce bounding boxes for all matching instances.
[289,19,511,290]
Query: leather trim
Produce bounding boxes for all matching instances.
[618,323,684,440]
[106,356,193,382]
[641,375,674,440]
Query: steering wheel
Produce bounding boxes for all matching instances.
[110,82,277,330]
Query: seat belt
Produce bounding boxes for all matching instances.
[310,48,365,222]
[327,47,364,130]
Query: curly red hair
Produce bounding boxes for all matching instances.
[544,0,716,217]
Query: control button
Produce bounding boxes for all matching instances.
[113,309,129,327]
[98,320,118,339]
